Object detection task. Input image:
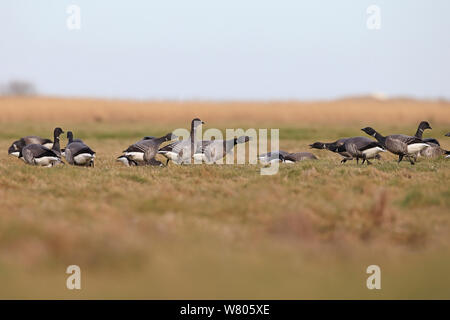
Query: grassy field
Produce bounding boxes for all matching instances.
[0,97,449,299]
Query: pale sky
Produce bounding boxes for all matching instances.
[1,0,449,100]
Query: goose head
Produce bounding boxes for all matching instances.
[8,140,22,156]
[309,142,326,149]
[418,121,432,131]
[361,127,377,137]
[54,127,64,138]
[67,131,74,143]
[191,118,205,128]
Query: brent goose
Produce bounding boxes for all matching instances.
[310,137,381,164]
[116,155,164,167]
[64,131,96,167]
[20,127,64,167]
[8,136,53,157]
[361,127,429,165]
[123,133,176,165]
[158,118,204,164]
[413,121,449,158]
[258,150,290,164]
[196,136,251,164]
[332,137,385,165]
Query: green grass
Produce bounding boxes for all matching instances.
[0,122,449,299]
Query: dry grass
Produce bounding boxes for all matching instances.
[0,97,449,299]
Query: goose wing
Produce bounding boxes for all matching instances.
[123,143,147,153]
[391,134,425,145]
[423,138,440,146]
[23,144,59,161]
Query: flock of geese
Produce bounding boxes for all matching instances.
[6,118,450,168]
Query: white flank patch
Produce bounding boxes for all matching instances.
[363,147,385,158]
[159,151,179,161]
[284,160,295,164]
[407,143,429,154]
[116,157,130,166]
[9,152,20,157]
[124,152,144,161]
[34,156,59,166]
[74,153,95,164]
[43,143,53,149]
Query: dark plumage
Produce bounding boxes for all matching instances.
[334,137,385,165]
[8,135,53,157]
[122,133,177,165]
[282,152,318,163]
[362,127,429,165]
[414,121,449,158]
[64,131,96,167]
[20,128,64,167]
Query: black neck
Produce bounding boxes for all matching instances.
[52,133,61,153]
[415,127,424,139]
[373,131,386,147]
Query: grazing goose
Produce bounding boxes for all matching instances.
[116,155,164,167]
[8,136,53,157]
[122,133,176,165]
[446,133,450,137]
[158,118,205,164]
[282,152,318,163]
[413,121,449,158]
[258,150,290,164]
[196,136,251,164]
[20,128,64,167]
[64,131,96,167]
[310,137,381,164]
[361,127,429,165]
[117,155,138,167]
[332,137,385,165]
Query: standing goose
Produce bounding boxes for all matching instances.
[282,152,318,163]
[361,127,429,165]
[20,127,64,167]
[413,121,449,158]
[195,136,251,164]
[333,137,385,165]
[158,118,205,164]
[64,131,96,167]
[8,136,53,157]
[122,133,176,165]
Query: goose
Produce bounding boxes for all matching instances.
[446,133,450,137]
[20,127,64,167]
[64,131,96,167]
[333,137,385,165]
[195,136,251,164]
[282,152,318,163]
[158,118,205,164]
[309,137,381,164]
[414,121,440,146]
[361,127,429,165]
[116,155,164,167]
[413,121,449,158]
[122,133,176,165]
[258,150,290,164]
[8,136,53,157]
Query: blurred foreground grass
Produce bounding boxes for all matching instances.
[0,97,449,299]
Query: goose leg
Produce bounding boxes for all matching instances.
[408,156,415,165]
[398,154,404,163]
[366,159,372,165]
[340,158,347,164]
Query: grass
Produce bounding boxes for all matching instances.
[0,97,449,299]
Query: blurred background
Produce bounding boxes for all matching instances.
[1,0,449,101]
